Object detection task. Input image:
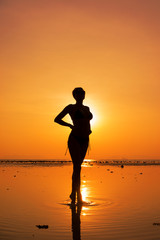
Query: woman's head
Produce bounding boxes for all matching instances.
[72,87,85,101]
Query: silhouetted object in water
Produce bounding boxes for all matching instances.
[54,87,93,204]
[36,225,49,229]
[70,204,82,240]
[153,223,160,226]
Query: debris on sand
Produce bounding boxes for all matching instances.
[153,223,160,226]
[36,225,49,229]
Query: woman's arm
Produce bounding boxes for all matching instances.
[54,105,73,129]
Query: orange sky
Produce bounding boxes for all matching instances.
[1,0,160,160]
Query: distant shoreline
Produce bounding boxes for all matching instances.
[1,159,160,166]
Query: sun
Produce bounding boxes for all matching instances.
[90,106,100,128]
[90,113,97,127]
[85,98,99,128]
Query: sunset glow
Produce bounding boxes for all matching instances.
[0,0,160,160]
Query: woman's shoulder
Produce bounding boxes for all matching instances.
[64,104,75,112]
[65,104,90,113]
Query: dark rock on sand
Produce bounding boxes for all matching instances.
[153,223,160,226]
[36,225,49,229]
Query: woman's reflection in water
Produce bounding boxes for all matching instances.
[70,204,82,240]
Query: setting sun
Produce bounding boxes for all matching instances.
[1,1,160,240]
[0,0,160,160]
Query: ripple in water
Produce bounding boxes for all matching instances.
[60,198,114,208]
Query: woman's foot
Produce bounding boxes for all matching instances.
[70,192,76,204]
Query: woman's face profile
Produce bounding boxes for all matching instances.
[74,91,85,101]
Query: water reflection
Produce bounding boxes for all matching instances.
[70,204,82,240]
[70,182,92,240]
[81,185,88,202]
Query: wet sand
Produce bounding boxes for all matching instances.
[0,161,160,240]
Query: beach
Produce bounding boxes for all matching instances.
[1,161,160,240]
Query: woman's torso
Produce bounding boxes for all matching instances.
[68,104,93,138]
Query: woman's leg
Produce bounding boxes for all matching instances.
[77,139,89,202]
[68,134,89,203]
[73,163,81,201]
[68,135,81,203]
[70,163,81,203]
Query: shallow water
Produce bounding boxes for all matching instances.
[0,162,160,240]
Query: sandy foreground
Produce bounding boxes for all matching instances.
[0,162,160,240]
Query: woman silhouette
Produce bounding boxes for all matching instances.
[54,87,93,204]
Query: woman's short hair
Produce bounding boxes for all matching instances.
[72,87,85,98]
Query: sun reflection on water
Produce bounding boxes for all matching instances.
[82,159,95,167]
[81,183,91,216]
[81,186,87,202]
